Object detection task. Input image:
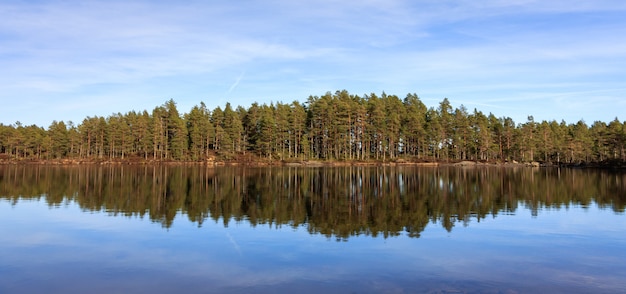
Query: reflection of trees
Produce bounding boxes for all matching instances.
[0,166,624,238]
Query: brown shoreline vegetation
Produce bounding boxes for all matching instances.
[1,154,623,169]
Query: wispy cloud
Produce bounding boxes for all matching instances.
[1,0,624,126]
[226,71,245,95]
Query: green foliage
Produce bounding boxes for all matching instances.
[186,102,213,160]
[0,91,624,164]
[256,104,276,158]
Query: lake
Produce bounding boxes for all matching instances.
[1,165,625,293]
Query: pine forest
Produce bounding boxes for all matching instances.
[1,90,624,166]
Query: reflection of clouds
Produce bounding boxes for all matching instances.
[8,232,71,247]
[1,200,354,290]
[2,198,626,293]
[2,198,150,232]
[225,232,242,257]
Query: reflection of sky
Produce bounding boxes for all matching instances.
[1,199,625,293]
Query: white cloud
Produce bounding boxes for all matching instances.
[1,0,625,126]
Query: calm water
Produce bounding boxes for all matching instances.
[0,165,625,293]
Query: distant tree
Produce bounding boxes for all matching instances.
[236,105,248,154]
[424,108,440,160]
[502,117,516,161]
[289,101,308,159]
[520,116,537,162]
[590,121,608,162]
[78,116,107,159]
[211,106,225,152]
[607,118,625,160]
[222,103,244,153]
[452,105,470,160]
[107,113,132,159]
[67,121,80,158]
[163,99,187,160]
[351,94,367,160]
[566,120,590,163]
[6,122,24,158]
[47,120,69,159]
[152,106,167,160]
[385,94,404,159]
[402,93,427,158]
[470,110,490,161]
[307,95,328,159]
[437,98,453,161]
[186,103,210,160]
[488,114,504,162]
[134,110,153,159]
[243,103,261,153]
[367,93,386,160]
[256,104,276,158]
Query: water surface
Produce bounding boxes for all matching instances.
[1,166,625,293]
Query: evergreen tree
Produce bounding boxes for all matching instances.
[437,98,453,161]
[186,103,212,160]
[135,110,153,160]
[470,110,490,161]
[385,94,404,159]
[289,101,307,159]
[211,106,225,152]
[520,116,537,162]
[402,93,427,158]
[256,104,276,158]
[243,103,261,153]
[223,103,243,153]
[367,93,386,160]
[606,118,625,160]
[47,120,69,158]
[164,99,187,160]
[452,105,470,160]
[590,121,608,161]
[489,114,504,162]
[502,117,516,161]
[152,106,167,160]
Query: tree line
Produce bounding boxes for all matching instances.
[1,90,624,164]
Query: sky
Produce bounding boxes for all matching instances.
[1,0,625,128]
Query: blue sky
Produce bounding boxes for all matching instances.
[1,0,625,128]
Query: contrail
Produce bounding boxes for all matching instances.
[227,71,246,95]
[226,231,243,256]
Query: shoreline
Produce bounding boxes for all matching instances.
[0,158,623,169]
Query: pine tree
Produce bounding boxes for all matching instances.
[402,93,427,159]
[256,104,276,159]
[152,106,167,160]
[163,99,187,160]
[437,98,453,161]
[452,105,470,160]
[289,101,307,159]
[47,120,69,158]
[223,103,243,153]
[243,103,261,153]
[186,102,212,160]
[367,93,386,160]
